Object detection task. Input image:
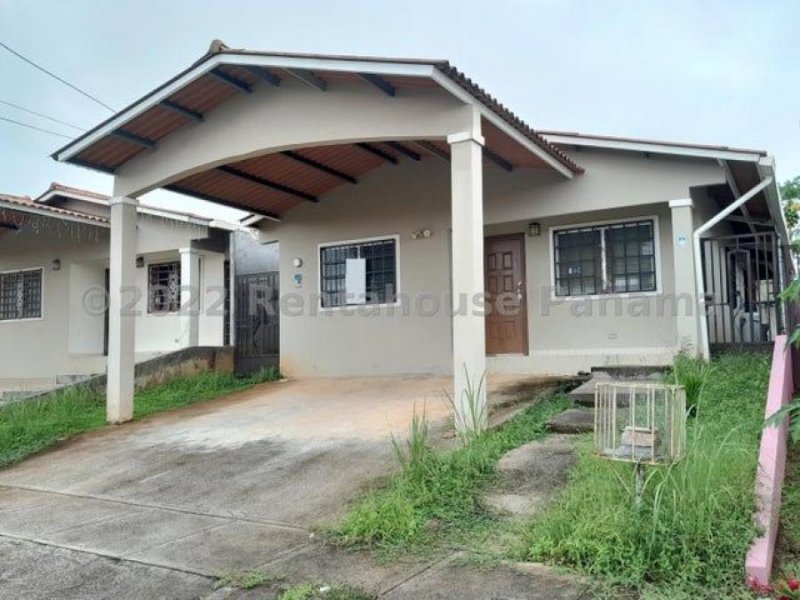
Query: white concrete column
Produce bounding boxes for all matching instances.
[669,198,701,353]
[107,196,138,424]
[449,127,487,435]
[179,247,200,348]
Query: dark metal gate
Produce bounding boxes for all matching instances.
[701,232,789,351]
[234,271,279,375]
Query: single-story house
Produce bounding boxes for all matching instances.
[0,183,235,389]
[50,41,791,427]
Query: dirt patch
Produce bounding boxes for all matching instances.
[482,434,578,518]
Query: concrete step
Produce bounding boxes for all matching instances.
[590,365,670,378]
[569,369,667,407]
[545,408,594,434]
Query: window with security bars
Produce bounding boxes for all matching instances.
[554,220,656,296]
[148,262,181,314]
[320,238,397,307]
[0,269,42,320]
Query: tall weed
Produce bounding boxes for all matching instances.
[519,353,769,596]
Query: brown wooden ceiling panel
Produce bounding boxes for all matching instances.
[168,74,240,114]
[76,136,146,170]
[177,169,305,214]
[231,153,342,197]
[124,104,190,142]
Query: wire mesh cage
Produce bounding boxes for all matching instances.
[594,382,687,465]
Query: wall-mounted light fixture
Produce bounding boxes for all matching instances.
[136,256,145,268]
[293,257,303,268]
[528,222,541,237]
[410,229,432,240]
[51,259,61,271]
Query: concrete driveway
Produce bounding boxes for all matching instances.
[0,375,587,599]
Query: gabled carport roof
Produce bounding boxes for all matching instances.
[52,42,583,183]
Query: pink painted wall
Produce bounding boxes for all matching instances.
[745,334,793,584]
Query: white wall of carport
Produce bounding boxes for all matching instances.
[257,148,726,376]
[0,214,225,379]
[260,160,454,376]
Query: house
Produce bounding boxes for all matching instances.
[0,183,235,391]
[50,41,790,428]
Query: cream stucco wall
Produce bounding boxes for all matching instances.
[0,213,227,381]
[256,148,725,376]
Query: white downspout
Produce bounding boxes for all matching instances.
[694,176,774,360]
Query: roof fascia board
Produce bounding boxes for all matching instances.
[755,156,791,244]
[38,190,217,228]
[0,200,109,228]
[429,70,573,179]
[54,55,436,163]
[137,205,210,227]
[543,134,764,163]
[36,189,108,206]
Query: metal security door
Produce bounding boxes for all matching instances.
[234,271,279,375]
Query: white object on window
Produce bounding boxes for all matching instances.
[345,258,366,304]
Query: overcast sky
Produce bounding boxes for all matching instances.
[1,0,797,221]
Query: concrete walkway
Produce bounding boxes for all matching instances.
[0,376,588,599]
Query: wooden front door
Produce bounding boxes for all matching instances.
[484,234,528,355]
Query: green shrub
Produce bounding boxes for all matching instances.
[519,353,770,597]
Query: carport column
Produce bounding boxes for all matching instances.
[107,196,138,424]
[448,128,487,435]
[179,247,200,347]
[669,198,701,354]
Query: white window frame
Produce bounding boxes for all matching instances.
[317,234,401,311]
[549,215,662,301]
[0,266,44,322]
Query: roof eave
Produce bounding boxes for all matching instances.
[0,200,109,228]
[52,50,581,178]
[541,132,766,163]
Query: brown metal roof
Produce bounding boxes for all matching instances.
[35,183,218,223]
[0,192,109,225]
[52,44,583,173]
[51,43,585,219]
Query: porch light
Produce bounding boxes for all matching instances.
[528,222,541,237]
[51,259,61,271]
[136,256,145,268]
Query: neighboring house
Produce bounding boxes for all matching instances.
[0,184,234,386]
[50,42,791,425]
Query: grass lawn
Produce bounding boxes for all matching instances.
[517,353,771,599]
[776,442,800,579]
[0,368,280,469]
[332,392,569,554]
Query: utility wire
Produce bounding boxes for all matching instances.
[0,99,85,131]
[0,115,74,139]
[0,41,115,112]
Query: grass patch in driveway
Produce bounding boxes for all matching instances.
[0,367,280,469]
[279,583,375,600]
[515,353,770,599]
[332,393,569,555]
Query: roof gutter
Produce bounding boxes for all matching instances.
[693,175,774,360]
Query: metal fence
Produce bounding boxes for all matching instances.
[701,232,789,350]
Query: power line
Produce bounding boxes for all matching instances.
[0,115,74,139]
[0,99,85,131]
[0,41,115,113]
